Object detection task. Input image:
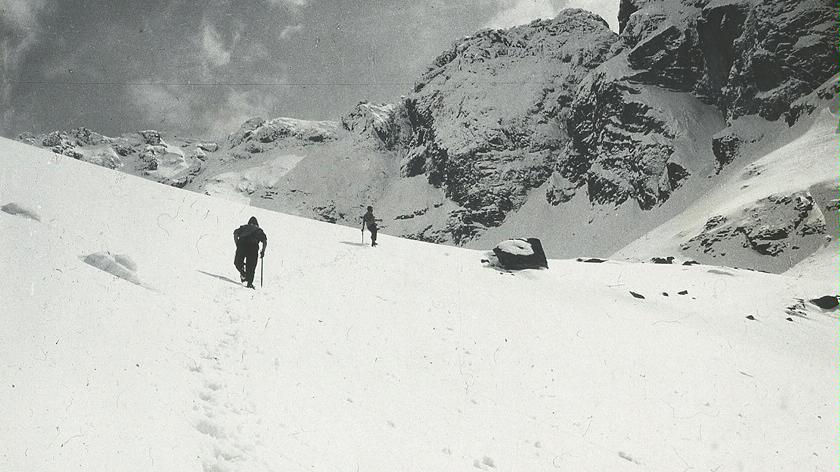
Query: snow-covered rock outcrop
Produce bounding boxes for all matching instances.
[227,116,339,156]
[341,101,413,150]
[402,9,618,242]
[18,128,212,188]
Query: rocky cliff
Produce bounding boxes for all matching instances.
[401,9,619,242]
[547,0,837,209]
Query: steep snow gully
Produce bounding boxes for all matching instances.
[1,138,837,471]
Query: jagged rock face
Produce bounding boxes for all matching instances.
[553,68,686,210]
[616,0,838,120]
[722,0,837,121]
[550,0,837,209]
[402,9,618,241]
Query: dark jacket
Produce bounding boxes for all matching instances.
[361,211,377,231]
[234,224,267,248]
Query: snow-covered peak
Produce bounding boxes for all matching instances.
[227,116,339,148]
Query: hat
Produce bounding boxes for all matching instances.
[248,216,259,226]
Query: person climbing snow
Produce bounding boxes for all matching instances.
[233,216,267,289]
[361,206,379,247]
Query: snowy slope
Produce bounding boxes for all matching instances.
[1,138,837,471]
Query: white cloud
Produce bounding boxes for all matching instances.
[127,84,194,131]
[267,0,310,9]
[279,24,304,40]
[483,0,618,31]
[1,0,47,30]
[203,89,275,137]
[484,0,560,30]
[201,23,232,67]
[128,83,290,139]
[0,0,48,134]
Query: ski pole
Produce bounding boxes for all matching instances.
[260,257,264,287]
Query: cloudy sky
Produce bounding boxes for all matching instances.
[0,0,618,139]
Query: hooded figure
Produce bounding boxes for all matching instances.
[233,216,267,288]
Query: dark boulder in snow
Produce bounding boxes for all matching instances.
[577,257,607,263]
[650,256,674,264]
[809,295,839,310]
[83,252,141,285]
[492,238,548,270]
[1,202,41,221]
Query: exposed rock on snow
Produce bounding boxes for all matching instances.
[82,252,141,285]
[492,238,549,270]
[680,191,829,263]
[809,295,839,310]
[1,202,41,221]
[650,256,674,264]
[577,257,607,263]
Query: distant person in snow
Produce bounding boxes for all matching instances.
[234,216,267,289]
[361,206,379,247]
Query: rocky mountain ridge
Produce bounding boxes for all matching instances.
[15,0,838,275]
[17,128,218,188]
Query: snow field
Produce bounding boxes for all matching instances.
[0,137,837,471]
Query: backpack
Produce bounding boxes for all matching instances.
[234,224,262,246]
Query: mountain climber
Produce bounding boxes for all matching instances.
[361,206,379,247]
[233,216,267,289]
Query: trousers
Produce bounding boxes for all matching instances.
[234,244,259,284]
